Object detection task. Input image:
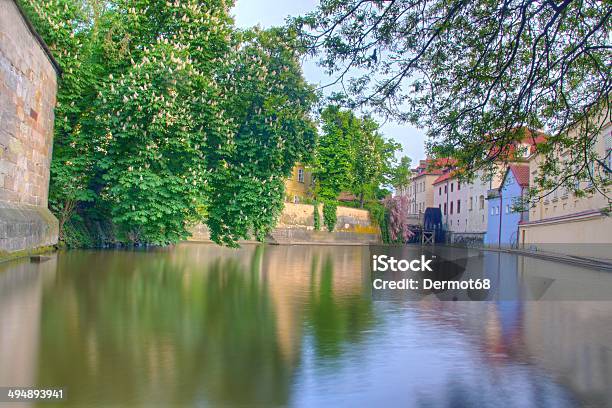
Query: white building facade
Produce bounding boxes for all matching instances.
[433,170,490,243]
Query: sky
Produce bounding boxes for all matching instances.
[231,0,427,164]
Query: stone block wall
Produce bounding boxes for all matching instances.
[0,1,59,255]
[190,203,381,245]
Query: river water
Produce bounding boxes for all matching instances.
[0,243,611,407]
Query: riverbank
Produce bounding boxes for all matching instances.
[479,245,612,271]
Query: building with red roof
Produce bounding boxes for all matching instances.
[401,157,454,215]
[518,113,611,259]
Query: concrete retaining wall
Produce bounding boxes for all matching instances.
[0,201,58,255]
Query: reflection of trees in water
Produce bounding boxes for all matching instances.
[38,246,290,406]
[305,254,376,359]
[36,246,378,406]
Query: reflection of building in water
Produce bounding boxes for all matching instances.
[414,291,612,406]
[523,302,612,406]
[517,255,612,300]
[0,256,56,387]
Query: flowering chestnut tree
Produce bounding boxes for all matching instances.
[21,0,317,246]
[206,28,317,245]
[93,1,233,244]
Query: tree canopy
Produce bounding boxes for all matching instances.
[22,0,317,246]
[292,0,611,198]
[315,106,400,207]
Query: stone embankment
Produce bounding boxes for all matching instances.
[190,203,381,245]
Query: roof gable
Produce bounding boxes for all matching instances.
[505,164,530,187]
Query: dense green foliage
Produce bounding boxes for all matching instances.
[314,106,357,202]
[390,156,412,191]
[21,0,316,246]
[294,0,611,198]
[314,106,400,208]
[206,29,317,245]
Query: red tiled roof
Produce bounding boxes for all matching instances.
[412,157,456,177]
[528,133,547,154]
[432,172,455,185]
[338,191,357,202]
[413,168,444,178]
[508,164,530,187]
[433,157,458,167]
[487,128,548,159]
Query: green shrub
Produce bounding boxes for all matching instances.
[61,214,94,248]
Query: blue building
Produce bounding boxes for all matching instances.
[485,165,530,247]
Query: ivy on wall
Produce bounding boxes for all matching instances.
[322,201,337,232]
[313,201,321,231]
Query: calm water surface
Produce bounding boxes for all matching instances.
[1,243,611,407]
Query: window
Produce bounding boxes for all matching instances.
[469,197,473,210]
[505,205,510,214]
[457,200,461,214]
[439,187,442,195]
[450,201,454,214]
[586,161,595,187]
[297,168,304,183]
[606,129,612,175]
[444,203,447,215]
[457,182,461,190]
[444,185,447,193]
[439,204,441,209]
[491,207,495,216]
[479,195,485,210]
[450,183,454,192]
[495,206,499,215]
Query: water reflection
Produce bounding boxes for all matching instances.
[0,244,610,407]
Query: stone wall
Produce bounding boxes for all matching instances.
[0,1,59,255]
[190,203,381,245]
